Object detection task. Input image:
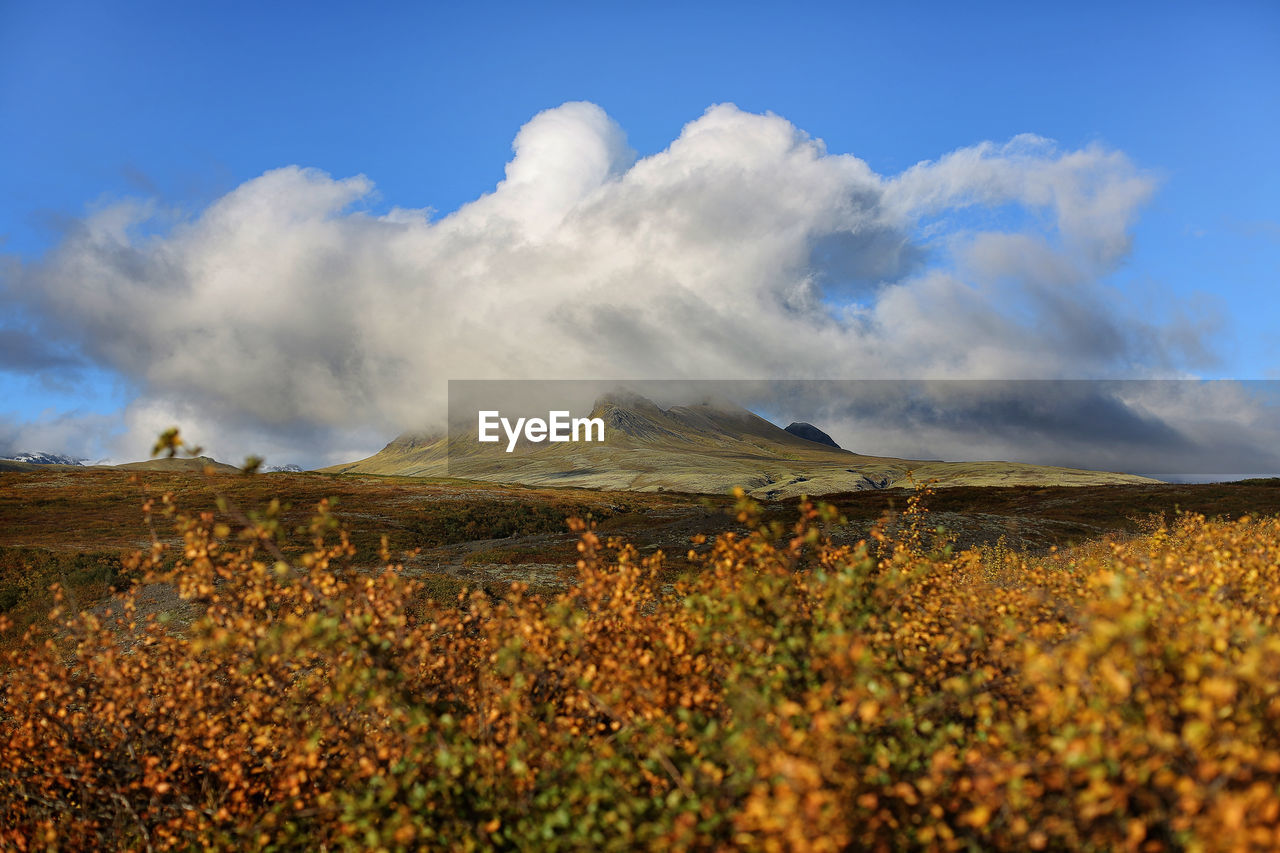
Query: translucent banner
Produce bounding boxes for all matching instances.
[444,380,1280,493]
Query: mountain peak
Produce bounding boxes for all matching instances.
[590,390,666,416]
[784,422,840,449]
[589,392,684,442]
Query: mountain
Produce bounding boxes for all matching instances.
[1,452,87,466]
[115,456,243,474]
[0,451,262,476]
[267,464,304,473]
[321,392,1159,497]
[784,422,841,449]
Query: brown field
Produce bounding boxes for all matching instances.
[3,467,1279,642]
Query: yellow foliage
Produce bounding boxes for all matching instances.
[2,483,1280,850]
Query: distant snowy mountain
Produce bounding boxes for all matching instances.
[1,452,87,466]
[267,464,304,473]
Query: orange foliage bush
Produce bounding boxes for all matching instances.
[3,483,1280,850]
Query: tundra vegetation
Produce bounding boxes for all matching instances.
[2,443,1280,849]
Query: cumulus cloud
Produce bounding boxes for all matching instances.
[0,410,123,464]
[2,101,1208,465]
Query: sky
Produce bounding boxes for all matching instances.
[0,0,1277,468]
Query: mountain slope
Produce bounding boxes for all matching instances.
[321,433,449,478]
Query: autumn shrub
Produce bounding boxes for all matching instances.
[2,479,1280,850]
[0,547,130,637]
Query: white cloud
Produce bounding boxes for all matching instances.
[0,410,123,464]
[4,101,1202,465]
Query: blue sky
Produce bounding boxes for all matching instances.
[0,0,1277,464]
